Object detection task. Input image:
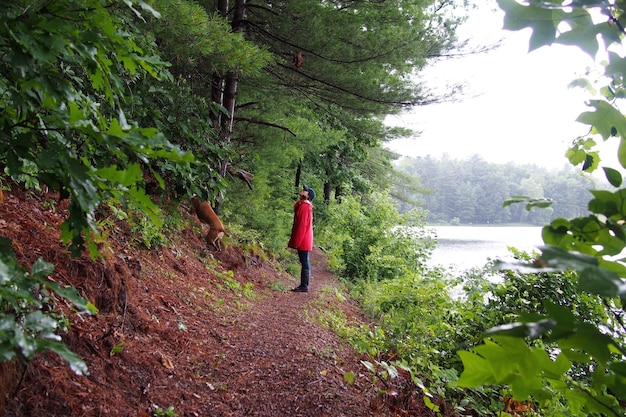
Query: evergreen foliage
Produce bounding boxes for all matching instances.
[395,155,596,224]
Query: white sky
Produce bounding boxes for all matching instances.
[385,1,599,170]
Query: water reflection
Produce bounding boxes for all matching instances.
[428,226,544,272]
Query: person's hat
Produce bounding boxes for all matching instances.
[303,185,316,201]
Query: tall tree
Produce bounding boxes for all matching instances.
[215,0,246,206]
[138,0,271,198]
[207,0,465,200]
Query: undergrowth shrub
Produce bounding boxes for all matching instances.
[0,238,97,375]
[222,178,294,254]
[327,230,608,414]
[130,200,187,249]
[462,250,608,336]
[461,251,610,391]
[356,271,469,371]
[317,193,434,283]
[132,211,169,249]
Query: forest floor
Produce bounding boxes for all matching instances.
[0,186,440,417]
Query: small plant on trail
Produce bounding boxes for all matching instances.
[109,341,125,356]
[285,261,301,277]
[218,270,256,299]
[41,199,57,212]
[268,280,287,292]
[152,405,177,417]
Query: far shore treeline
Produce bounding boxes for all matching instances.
[394,154,596,225]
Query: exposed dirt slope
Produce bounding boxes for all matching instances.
[0,186,435,417]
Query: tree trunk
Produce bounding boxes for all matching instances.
[218,68,238,179]
[215,0,227,15]
[220,0,246,156]
[324,181,331,204]
[295,161,302,191]
[334,185,342,203]
[211,0,247,213]
[210,73,223,128]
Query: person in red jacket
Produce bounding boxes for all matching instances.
[288,185,315,292]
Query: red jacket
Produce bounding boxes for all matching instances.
[288,199,313,251]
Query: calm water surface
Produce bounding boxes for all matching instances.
[427,226,544,271]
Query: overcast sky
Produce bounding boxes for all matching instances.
[384,1,598,170]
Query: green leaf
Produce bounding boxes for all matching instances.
[107,118,128,138]
[566,137,599,171]
[343,371,355,385]
[582,153,595,171]
[481,337,534,383]
[559,323,616,363]
[42,340,89,375]
[576,100,626,141]
[604,51,626,80]
[379,361,399,379]
[30,258,54,277]
[486,319,557,339]
[110,341,125,356]
[127,187,163,227]
[457,350,496,387]
[460,337,568,402]
[603,167,622,187]
[539,245,599,270]
[423,395,440,412]
[95,163,143,187]
[361,360,376,373]
[498,0,559,51]
[619,138,626,170]
[554,9,600,57]
[46,280,98,314]
[503,195,554,210]
[540,352,572,380]
[577,266,626,298]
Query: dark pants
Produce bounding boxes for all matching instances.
[297,250,310,289]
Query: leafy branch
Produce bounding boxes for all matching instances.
[457,1,626,415]
[0,238,97,375]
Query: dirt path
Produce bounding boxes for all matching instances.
[206,249,385,416]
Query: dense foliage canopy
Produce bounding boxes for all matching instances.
[0,0,464,385]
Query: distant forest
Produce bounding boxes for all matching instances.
[394,155,600,225]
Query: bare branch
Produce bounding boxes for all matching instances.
[234,117,297,136]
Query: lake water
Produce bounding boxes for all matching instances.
[427,226,544,272]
